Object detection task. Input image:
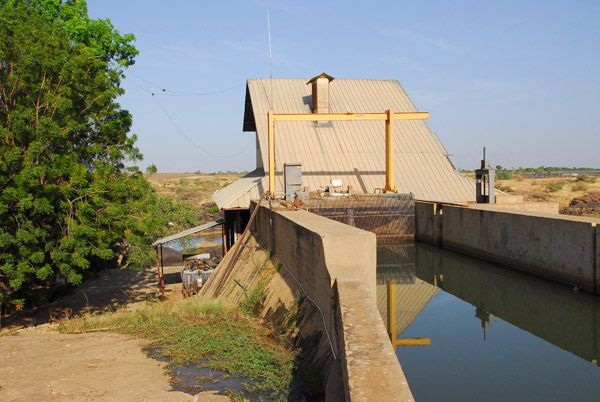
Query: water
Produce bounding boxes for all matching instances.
[376,242,600,402]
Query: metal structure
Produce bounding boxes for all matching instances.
[304,193,415,242]
[475,147,495,203]
[283,163,302,201]
[151,219,223,296]
[225,77,478,210]
[267,109,429,196]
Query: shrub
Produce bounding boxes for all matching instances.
[544,182,563,192]
[495,185,514,192]
[496,170,514,180]
[571,183,589,192]
[577,174,598,183]
[208,206,219,214]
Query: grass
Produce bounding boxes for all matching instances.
[58,296,294,400]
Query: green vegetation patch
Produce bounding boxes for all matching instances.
[544,181,563,192]
[577,174,598,183]
[59,297,293,400]
[571,183,589,192]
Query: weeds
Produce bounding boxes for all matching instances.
[58,296,293,400]
[571,183,589,192]
[495,185,514,192]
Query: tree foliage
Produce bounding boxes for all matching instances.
[0,2,196,310]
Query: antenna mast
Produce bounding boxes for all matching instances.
[267,10,273,109]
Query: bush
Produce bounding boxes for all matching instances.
[495,185,514,192]
[208,206,219,214]
[544,182,563,192]
[577,174,598,183]
[571,183,589,192]
[496,170,514,180]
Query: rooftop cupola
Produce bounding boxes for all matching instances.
[306,73,335,114]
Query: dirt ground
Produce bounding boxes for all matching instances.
[0,266,229,402]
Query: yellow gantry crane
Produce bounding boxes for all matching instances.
[267,109,430,196]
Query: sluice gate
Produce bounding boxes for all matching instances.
[303,193,416,243]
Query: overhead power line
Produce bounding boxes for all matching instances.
[125,70,244,97]
[151,95,253,159]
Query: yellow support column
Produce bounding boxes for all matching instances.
[268,110,275,196]
[387,280,397,351]
[385,109,397,193]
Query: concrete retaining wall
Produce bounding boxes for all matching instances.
[416,201,600,294]
[252,202,414,401]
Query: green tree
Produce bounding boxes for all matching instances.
[0,3,153,309]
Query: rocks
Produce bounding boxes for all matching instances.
[561,192,600,216]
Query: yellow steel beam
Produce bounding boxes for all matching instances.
[268,110,275,196]
[272,112,429,122]
[267,110,429,195]
[384,109,396,193]
[387,280,397,351]
[395,338,431,347]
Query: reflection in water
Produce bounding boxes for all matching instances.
[377,242,600,402]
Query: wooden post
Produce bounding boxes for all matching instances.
[268,109,275,196]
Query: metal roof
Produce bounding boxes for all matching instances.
[151,219,224,247]
[212,168,267,209]
[217,77,476,209]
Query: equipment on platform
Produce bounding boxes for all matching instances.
[284,163,302,201]
[181,256,214,297]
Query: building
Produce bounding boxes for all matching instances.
[213,73,475,248]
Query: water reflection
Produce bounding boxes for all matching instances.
[377,242,600,401]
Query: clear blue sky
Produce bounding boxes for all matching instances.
[88,0,599,173]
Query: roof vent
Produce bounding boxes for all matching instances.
[307,73,334,114]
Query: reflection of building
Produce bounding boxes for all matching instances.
[376,243,440,339]
[475,307,496,341]
[377,279,440,339]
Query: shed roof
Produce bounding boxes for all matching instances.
[151,219,224,247]
[216,77,475,209]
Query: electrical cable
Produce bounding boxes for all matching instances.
[151,93,254,159]
[279,262,337,360]
[125,70,244,96]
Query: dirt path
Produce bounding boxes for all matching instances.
[0,267,228,401]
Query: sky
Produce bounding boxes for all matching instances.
[87,0,600,173]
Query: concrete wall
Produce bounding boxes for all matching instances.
[252,202,414,401]
[416,201,600,294]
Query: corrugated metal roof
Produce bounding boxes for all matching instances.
[216,77,476,209]
[212,168,268,209]
[152,219,224,247]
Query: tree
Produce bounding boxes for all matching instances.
[0,2,149,310]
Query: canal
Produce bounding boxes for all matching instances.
[376,242,600,401]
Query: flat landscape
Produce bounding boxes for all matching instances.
[462,172,600,213]
[145,172,244,207]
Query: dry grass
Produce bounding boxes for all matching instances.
[145,173,243,207]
